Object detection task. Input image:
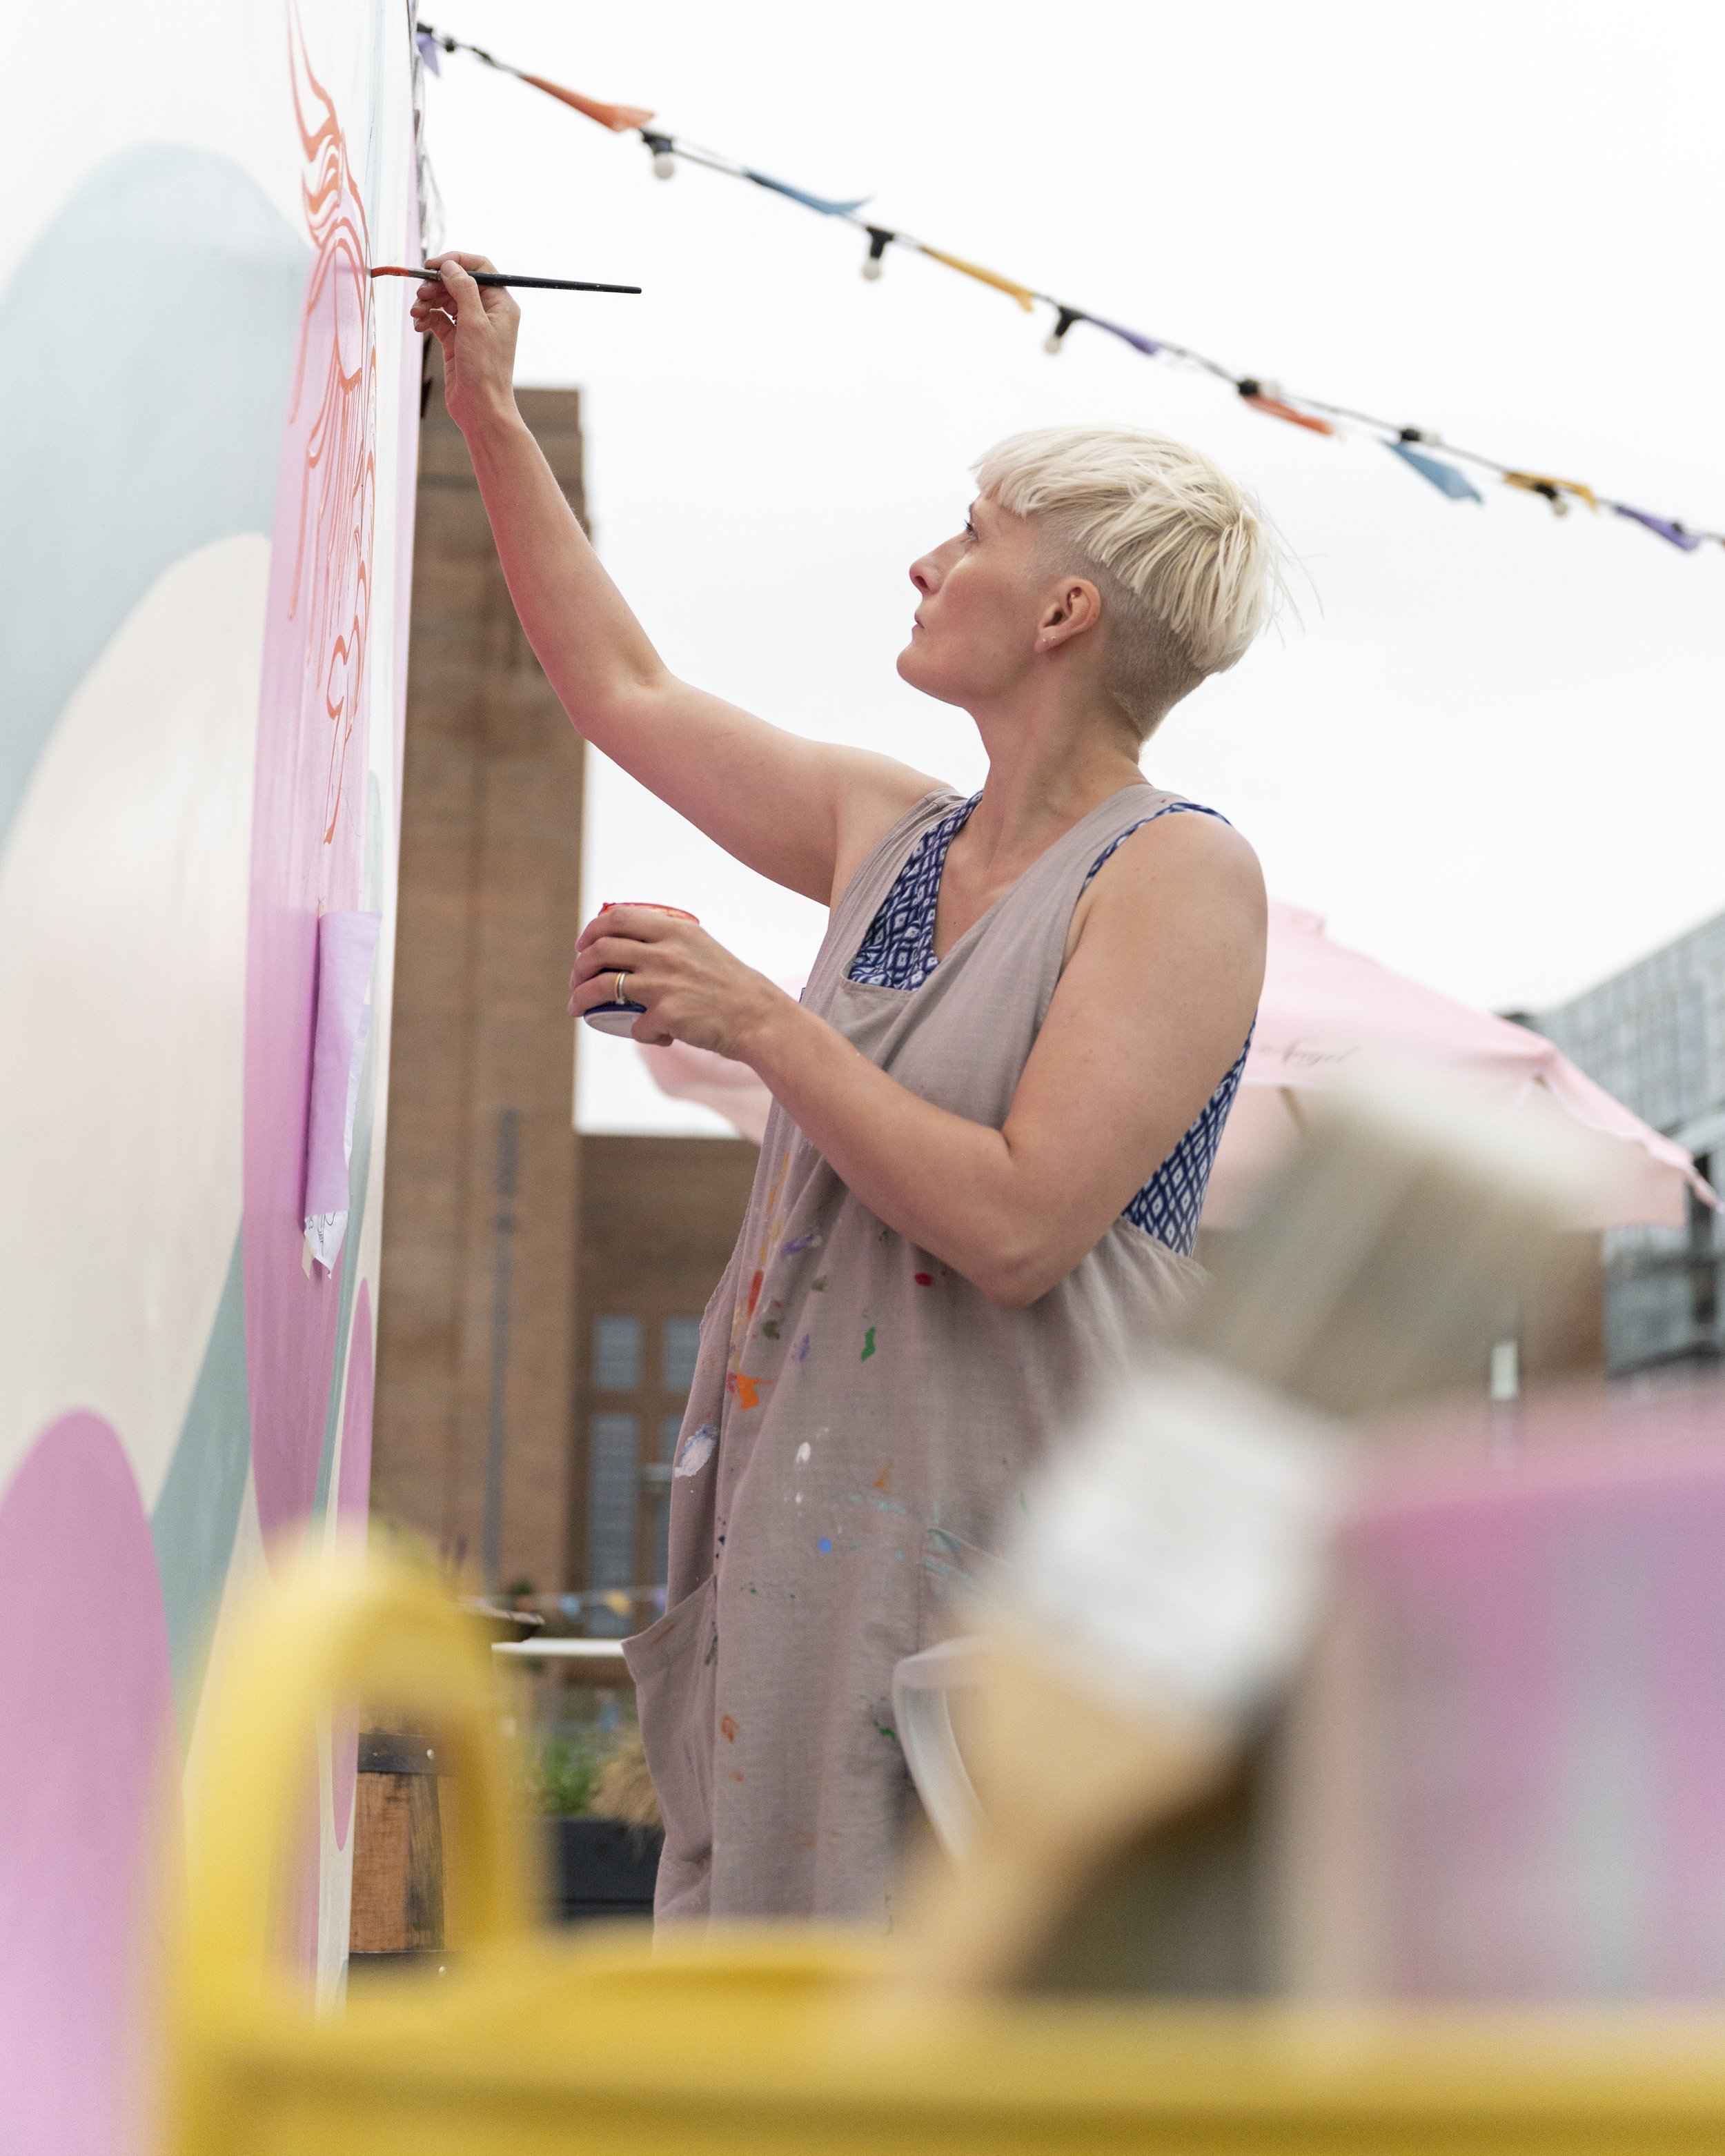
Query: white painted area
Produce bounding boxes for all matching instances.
[0,0,408,290]
[0,539,264,1503]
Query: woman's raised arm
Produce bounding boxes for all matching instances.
[413,254,935,904]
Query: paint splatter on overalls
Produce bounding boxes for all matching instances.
[624,786,1210,1921]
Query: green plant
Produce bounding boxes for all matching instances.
[524,1727,605,1817]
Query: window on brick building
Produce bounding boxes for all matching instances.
[593,1314,642,1392]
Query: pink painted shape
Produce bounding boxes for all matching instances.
[0,1414,175,2156]
[332,1280,375,1850]
[244,32,380,1552]
[389,182,422,845]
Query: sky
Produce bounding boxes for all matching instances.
[417,0,1725,1134]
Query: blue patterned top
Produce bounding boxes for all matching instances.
[847,794,1251,1256]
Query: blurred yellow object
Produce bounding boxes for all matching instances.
[166,1550,1725,2155]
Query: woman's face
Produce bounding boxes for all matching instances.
[898,494,1049,709]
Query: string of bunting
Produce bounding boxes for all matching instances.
[416,21,1719,554]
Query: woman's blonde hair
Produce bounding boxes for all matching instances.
[974,425,1285,736]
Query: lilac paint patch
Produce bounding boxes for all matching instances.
[303,910,382,1269]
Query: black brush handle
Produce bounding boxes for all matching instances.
[375,264,641,293]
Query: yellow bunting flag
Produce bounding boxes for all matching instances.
[916,244,1036,312]
[1504,471,1599,515]
[519,72,655,132]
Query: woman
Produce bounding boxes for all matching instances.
[413,255,1279,1923]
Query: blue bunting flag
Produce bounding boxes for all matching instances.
[742,169,870,217]
[1387,439,1483,502]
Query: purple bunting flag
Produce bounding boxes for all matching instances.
[1088,314,1163,358]
[1615,504,1702,551]
[415,28,442,74]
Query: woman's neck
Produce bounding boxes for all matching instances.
[927,685,1149,955]
[959,686,1147,878]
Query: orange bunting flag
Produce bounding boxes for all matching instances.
[1503,471,1599,515]
[519,72,655,132]
[1237,381,1337,436]
[916,244,1036,313]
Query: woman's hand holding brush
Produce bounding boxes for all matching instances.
[411,253,523,435]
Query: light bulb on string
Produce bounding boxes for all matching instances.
[643,131,677,179]
[861,226,894,281]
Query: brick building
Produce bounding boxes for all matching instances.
[571,1136,758,1623]
[372,355,756,1592]
[371,356,588,1590]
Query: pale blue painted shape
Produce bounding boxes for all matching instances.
[149,1234,251,1727]
[0,144,308,855]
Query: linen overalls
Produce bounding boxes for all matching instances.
[624,784,1208,1921]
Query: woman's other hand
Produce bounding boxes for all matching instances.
[570,907,790,1059]
[411,253,520,435]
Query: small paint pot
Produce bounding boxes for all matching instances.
[582,902,700,1034]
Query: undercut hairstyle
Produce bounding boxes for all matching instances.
[974,425,1286,739]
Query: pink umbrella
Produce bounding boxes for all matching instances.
[635,906,1708,1231]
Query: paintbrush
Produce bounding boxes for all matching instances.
[371,264,642,293]
[883,1062,1595,2006]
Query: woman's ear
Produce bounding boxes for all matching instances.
[1036,577,1103,651]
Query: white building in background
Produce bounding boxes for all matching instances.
[1528,913,1725,1375]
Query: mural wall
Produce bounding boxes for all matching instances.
[0,3,423,2147]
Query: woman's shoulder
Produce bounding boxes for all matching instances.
[1088,795,1260,888]
[1074,797,1265,942]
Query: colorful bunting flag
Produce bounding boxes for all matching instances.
[743,169,870,217]
[1504,472,1599,515]
[1614,505,1702,551]
[1088,313,1163,358]
[518,72,656,132]
[415,17,1722,556]
[1238,382,1337,437]
[1386,439,1483,502]
[915,244,1036,313]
